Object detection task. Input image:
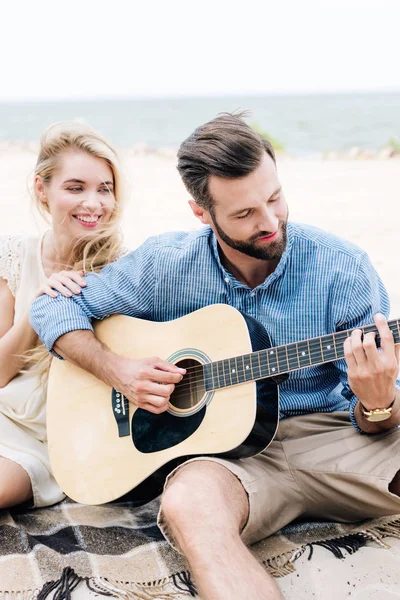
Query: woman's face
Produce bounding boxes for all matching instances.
[37,148,116,238]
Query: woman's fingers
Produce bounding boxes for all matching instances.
[45,272,87,296]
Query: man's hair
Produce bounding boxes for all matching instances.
[177,112,276,211]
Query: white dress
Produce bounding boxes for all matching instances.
[0,232,128,507]
[0,232,64,506]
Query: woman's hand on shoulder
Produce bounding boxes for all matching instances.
[35,270,87,299]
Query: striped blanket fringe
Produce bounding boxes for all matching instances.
[0,569,197,600]
[263,517,400,578]
[1,502,399,599]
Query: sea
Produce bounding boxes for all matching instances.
[0,92,399,157]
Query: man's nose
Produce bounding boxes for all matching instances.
[258,208,279,234]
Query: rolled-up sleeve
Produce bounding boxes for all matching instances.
[30,238,156,358]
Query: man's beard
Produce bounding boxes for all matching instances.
[211,212,288,261]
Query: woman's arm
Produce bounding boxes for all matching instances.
[0,270,87,387]
[0,278,37,387]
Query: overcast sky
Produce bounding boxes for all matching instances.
[1,0,399,101]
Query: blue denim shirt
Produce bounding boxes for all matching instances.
[30,222,394,432]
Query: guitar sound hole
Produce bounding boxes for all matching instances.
[169,358,205,412]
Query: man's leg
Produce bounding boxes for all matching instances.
[160,461,283,600]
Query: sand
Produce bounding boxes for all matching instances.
[1,147,399,598]
[2,148,399,315]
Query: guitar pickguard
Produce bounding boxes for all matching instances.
[132,406,206,453]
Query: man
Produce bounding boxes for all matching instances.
[31,113,400,600]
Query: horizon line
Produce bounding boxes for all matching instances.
[1,89,400,104]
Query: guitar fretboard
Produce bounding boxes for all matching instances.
[204,319,400,391]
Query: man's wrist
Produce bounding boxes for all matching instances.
[100,351,125,389]
[355,390,400,433]
[358,395,396,412]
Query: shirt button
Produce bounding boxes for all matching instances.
[224,277,230,283]
[250,290,256,297]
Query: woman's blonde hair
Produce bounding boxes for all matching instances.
[26,120,127,381]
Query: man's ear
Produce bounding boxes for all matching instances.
[188,200,212,225]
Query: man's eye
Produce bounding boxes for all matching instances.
[269,195,279,203]
[237,211,252,219]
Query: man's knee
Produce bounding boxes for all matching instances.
[161,460,249,534]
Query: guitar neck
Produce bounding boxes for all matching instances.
[204,319,400,391]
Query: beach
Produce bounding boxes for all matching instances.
[1,147,400,599]
[2,146,399,316]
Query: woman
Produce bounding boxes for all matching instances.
[0,121,127,509]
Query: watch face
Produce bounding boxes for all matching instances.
[367,412,392,422]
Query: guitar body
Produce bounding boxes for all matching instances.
[47,304,280,505]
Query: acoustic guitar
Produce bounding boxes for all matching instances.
[47,303,400,505]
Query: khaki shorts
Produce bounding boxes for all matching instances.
[158,411,400,549]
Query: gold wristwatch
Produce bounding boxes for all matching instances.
[360,399,395,422]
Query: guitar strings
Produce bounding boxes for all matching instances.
[169,323,398,384]
[136,323,400,402]
[168,321,400,378]
[164,329,400,399]
[166,322,400,376]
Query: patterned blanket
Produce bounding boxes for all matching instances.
[0,496,399,599]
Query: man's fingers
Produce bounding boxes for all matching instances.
[149,367,184,384]
[349,329,367,366]
[154,359,186,375]
[395,344,400,364]
[139,401,170,414]
[135,394,170,414]
[374,313,395,353]
[142,381,175,398]
[343,337,357,370]
[362,331,379,361]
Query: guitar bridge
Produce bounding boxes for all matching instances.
[111,389,130,437]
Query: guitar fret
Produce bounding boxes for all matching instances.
[217,360,224,389]
[319,337,325,363]
[237,355,245,383]
[226,358,232,387]
[295,342,301,369]
[204,363,213,392]
[277,345,289,373]
[222,359,227,388]
[333,331,348,359]
[227,357,238,386]
[251,352,261,379]
[267,348,278,376]
[286,343,298,372]
[249,353,255,380]
[242,354,252,381]
[307,340,312,365]
[332,334,338,359]
[321,334,337,362]
[297,340,311,368]
[264,349,270,378]
[205,317,400,392]
[275,348,280,373]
